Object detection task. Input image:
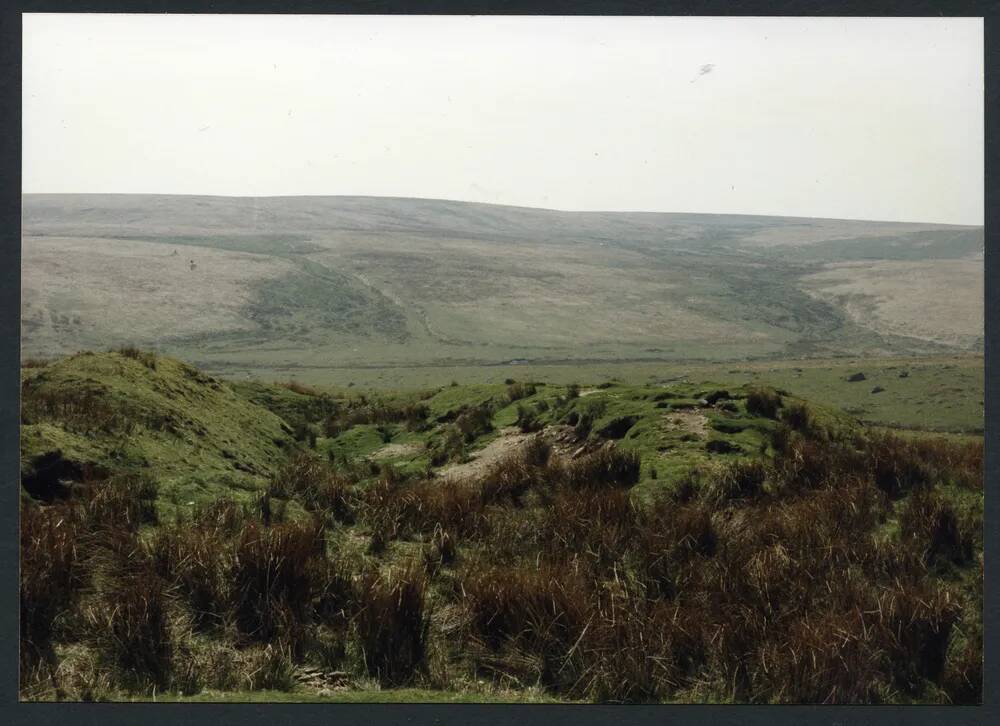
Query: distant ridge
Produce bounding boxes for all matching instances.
[21,192,980,228]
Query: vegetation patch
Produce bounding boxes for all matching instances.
[19,351,982,704]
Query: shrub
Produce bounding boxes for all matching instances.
[523,437,552,467]
[388,478,488,539]
[506,382,537,402]
[515,404,542,433]
[572,412,594,440]
[637,499,717,599]
[433,526,457,565]
[746,387,782,419]
[867,433,937,498]
[596,416,639,440]
[324,399,429,436]
[781,402,814,433]
[455,402,496,442]
[941,633,983,704]
[248,644,298,691]
[540,488,635,572]
[427,425,466,466]
[291,421,318,448]
[479,450,545,506]
[770,434,853,492]
[878,582,962,689]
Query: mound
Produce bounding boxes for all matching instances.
[20,350,294,507]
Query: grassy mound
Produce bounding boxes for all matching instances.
[20,350,294,510]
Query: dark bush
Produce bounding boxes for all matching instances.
[781,402,814,433]
[515,404,543,433]
[746,387,782,419]
[455,402,496,442]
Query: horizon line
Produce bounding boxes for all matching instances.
[20,191,984,228]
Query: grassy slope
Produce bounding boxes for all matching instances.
[20,351,295,510]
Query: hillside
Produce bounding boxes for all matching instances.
[21,194,983,381]
[19,351,984,704]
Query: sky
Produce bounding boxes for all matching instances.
[22,14,984,225]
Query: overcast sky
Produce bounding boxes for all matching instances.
[23,14,983,225]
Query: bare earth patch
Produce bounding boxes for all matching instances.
[439,427,535,482]
[663,411,709,438]
[368,442,423,461]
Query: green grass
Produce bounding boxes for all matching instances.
[20,351,294,512]
[247,355,981,434]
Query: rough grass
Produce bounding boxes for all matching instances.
[19,352,983,704]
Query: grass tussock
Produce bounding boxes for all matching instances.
[20,502,84,679]
[355,563,430,685]
[267,451,355,523]
[117,345,158,370]
[746,387,782,418]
